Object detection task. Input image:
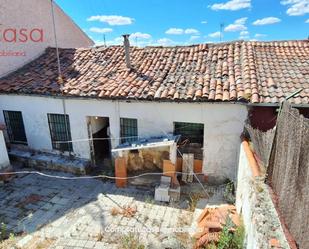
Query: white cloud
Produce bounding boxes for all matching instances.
[157,38,175,46]
[87,15,134,25]
[95,36,124,46]
[184,28,199,34]
[93,40,105,46]
[208,31,221,38]
[281,0,309,16]
[224,17,248,32]
[240,30,249,36]
[239,35,249,39]
[130,32,151,39]
[201,21,208,24]
[165,28,184,35]
[165,28,199,35]
[255,33,267,37]
[89,27,113,34]
[189,35,200,41]
[210,0,251,11]
[235,17,248,24]
[252,17,281,25]
[306,18,309,23]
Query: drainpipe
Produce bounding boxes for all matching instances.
[122,34,131,69]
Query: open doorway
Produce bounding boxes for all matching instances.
[87,116,111,169]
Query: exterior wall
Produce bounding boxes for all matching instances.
[249,106,309,131]
[236,143,290,249]
[0,0,93,77]
[0,130,10,170]
[0,95,248,180]
[248,106,277,131]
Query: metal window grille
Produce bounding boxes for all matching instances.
[47,113,73,152]
[3,110,28,144]
[173,122,204,145]
[120,118,138,144]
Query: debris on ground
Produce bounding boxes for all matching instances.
[110,205,137,218]
[15,194,43,208]
[193,204,241,248]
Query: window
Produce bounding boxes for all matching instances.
[120,118,138,144]
[174,122,204,160]
[174,122,204,145]
[47,113,72,152]
[3,110,27,144]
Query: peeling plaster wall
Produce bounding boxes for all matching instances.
[0,0,94,77]
[236,143,290,249]
[0,95,248,180]
[0,130,10,170]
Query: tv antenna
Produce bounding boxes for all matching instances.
[220,23,225,42]
[103,34,106,47]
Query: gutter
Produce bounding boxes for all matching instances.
[0,93,248,106]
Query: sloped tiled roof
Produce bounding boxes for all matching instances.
[0,40,308,104]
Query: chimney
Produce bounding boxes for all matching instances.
[122,34,131,69]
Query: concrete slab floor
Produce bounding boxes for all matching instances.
[0,167,203,249]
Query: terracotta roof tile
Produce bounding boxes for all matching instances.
[0,40,308,104]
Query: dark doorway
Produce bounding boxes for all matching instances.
[87,116,111,169]
[173,121,204,160]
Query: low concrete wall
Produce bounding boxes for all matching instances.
[236,141,290,249]
[0,130,10,170]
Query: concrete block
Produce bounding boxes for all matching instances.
[155,186,170,202]
[161,176,171,185]
[169,186,181,202]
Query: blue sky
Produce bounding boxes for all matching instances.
[55,0,309,46]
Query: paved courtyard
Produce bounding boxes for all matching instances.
[0,169,198,249]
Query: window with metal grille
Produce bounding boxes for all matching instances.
[3,110,27,144]
[173,122,204,145]
[120,118,138,144]
[47,113,73,152]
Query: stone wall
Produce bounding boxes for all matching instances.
[236,141,290,249]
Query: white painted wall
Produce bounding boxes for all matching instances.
[0,130,10,170]
[0,0,93,77]
[0,94,248,180]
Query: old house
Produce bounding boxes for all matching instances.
[0,0,93,77]
[0,39,308,182]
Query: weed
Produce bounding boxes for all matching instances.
[143,215,149,222]
[217,217,234,249]
[144,196,155,205]
[0,223,6,241]
[119,233,145,249]
[223,180,235,204]
[205,243,217,249]
[216,217,245,249]
[188,193,200,212]
[95,231,104,242]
